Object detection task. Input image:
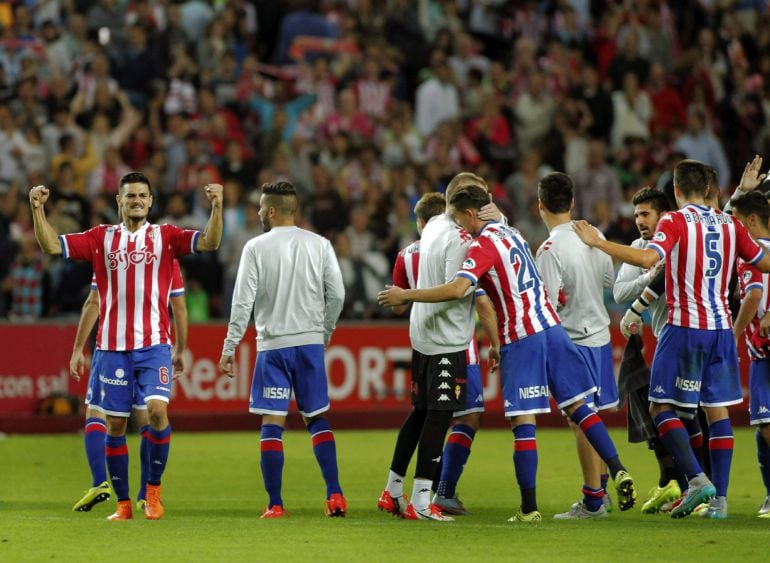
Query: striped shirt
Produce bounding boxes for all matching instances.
[649,204,764,330]
[61,223,199,351]
[457,222,560,345]
[90,259,185,297]
[737,238,770,360]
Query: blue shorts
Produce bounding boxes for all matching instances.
[749,359,770,426]
[499,325,596,417]
[249,345,329,417]
[575,343,619,411]
[86,345,173,417]
[85,350,149,411]
[454,363,484,417]
[649,325,741,409]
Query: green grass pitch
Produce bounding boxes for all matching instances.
[2,427,768,562]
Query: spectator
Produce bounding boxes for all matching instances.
[414,54,460,138]
[674,109,730,188]
[573,138,623,223]
[6,234,48,321]
[611,72,652,151]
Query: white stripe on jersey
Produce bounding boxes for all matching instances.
[100,228,116,350]
[149,228,162,346]
[132,237,145,349]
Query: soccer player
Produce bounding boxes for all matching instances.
[219,181,346,519]
[377,172,502,522]
[70,261,187,513]
[386,191,499,516]
[379,183,636,522]
[573,159,770,519]
[30,173,223,521]
[613,187,685,513]
[535,172,620,519]
[725,191,770,518]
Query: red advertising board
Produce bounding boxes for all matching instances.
[0,322,750,418]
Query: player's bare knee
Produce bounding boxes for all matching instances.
[563,399,583,417]
[703,405,728,425]
[106,415,128,436]
[263,414,287,427]
[760,423,770,444]
[132,407,149,428]
[455,412,480,431]
[147,401,168,429]
[649,402,669,418]
[302,413,323,427]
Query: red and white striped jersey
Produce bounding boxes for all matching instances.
[737,238,770,360]
[649,204,764,330]
[62,223,199,351]
[90,259,185,296]
[456,222,560,345]
[392,240,483,365]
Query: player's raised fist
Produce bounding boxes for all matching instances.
[204,183,224,207]
[29,185,50,209]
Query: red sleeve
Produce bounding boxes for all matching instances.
[648,212,680,260]
[60,226,102,261]
[161,224,200,258]
[734,219,765,265]
[170,259,185,296]
[456,237,496,284]
[738,259,764,295]
[392,251,409,289]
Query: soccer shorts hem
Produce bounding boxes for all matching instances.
[88,404,131,418]
[595,398,619,411]
[132,403,148,410]
[699,398,744,408]
[453,406,484,417]
[648,397,698,409]
[505,407,551,418]
[299,404,330,418]
[751,417,770,426]
[556,389,595,410]
[143,394,169,404]
[250,407,289,416]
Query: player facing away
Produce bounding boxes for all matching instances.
[726,192,770,518]
[376,172,503,522]
[378,184,636,523]
[535,172,621,519]
[70,261,187,513]
[30,173,223,521]
[219,181,346,519]
[574,159,770,519]
[385,192,500,516]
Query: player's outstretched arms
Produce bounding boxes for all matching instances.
[29,185,62,254]
[219,354,236,378]
[378,276,473,306]
[197,183,224,251]
[572,220,658,269]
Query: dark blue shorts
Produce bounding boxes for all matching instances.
[575,343,619,411]
[749,359,770,426]
[454,363,484,417]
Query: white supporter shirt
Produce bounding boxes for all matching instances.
[613,237,667,337]
[410,213,475,355]
[222,226,345,354]
[535,222,613,346]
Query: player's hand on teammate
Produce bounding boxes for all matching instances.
[488,345,500,372]
[377,285,407,307]
[172,348,187,379]
[204,183,224,208]
[69,350,86,381]
[219,354,236,378]
[478,194,504,222]
[738,154,767,192]
[572,220,600,247]
[759,310,770,337]
[620,307,643,339]
[29,185,50,209]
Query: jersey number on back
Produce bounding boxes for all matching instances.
[704,231,722,278]
[510,246,539,292]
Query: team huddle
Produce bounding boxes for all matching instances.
[28,156,770,522]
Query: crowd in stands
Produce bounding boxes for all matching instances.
[1,0,768,321]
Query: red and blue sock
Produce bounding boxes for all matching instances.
[84,418,107,487]
[436,424,475,498]
[655,411,703,479]
[308,418,342,497]
[260,424,284,508]
[708,419,733,497]
[147,425,172,485]
[138,425,150,501]
[600,472,609,495]
[105,434,129,501]
[582,484,605,512]
[684,416,704,468]
[570,405,624,476]
[757,430,770,495]
[512,424,538,513]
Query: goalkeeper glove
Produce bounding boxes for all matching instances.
[621,296,649,339]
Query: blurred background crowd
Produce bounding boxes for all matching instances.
[0,0,768,322]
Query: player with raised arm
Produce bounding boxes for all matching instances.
[383,192,499,517]
[379,184,636,522]
[725,191,770,518]
[70,261,187,513]
[573,159,770,519]
[219,181,346,519]
[30,172,222,521]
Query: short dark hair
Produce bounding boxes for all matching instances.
[450,185,490,212]
[119,171,151,194]
[446,172,487,204]
[414,192,445,223]
[631,187,671,213]
[538,172,573,214]
[673,159,708,198]
[705,165,718,189]
[729,191,770,225]
[261,181,298,215]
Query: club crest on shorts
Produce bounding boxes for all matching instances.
[455,385,461,400]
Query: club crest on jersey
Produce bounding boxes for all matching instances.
[653,232,666,242]
[743,271,753,284]
[108,248,158,270]
[463,258,476,269]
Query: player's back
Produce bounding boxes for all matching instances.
[536,224,613,345]
[244,226,342,350]
[410,213,475,355]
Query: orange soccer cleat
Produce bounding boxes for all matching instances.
[144,484,165,520]
[261,505,286,519]
[324,493,347,517]
[106,500,133,521]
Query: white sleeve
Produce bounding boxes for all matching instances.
[222,243,259,356]
[322,239,346,343]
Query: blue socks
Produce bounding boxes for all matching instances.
[655,411,703,480]
[758,430,770,495]
[583,485,605,512]
[512,424,538,513]
[437,424,475,498]
[570,405,623,476]
[138,425,150,501]
[708,419,733,497]
[147,425,172,485]
[308,418,342,497]
[84,418,107,487]
[260,424,284,508]
[105,435,129,501]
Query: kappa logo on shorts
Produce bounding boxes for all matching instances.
[438,382,451,390]
[504,400,512,407]
[438,370,452,378]
[652,385,665,394]
[757,406,770,414]
[475,394,483,403]
[438,394,450,402]
[438,357,452,366]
